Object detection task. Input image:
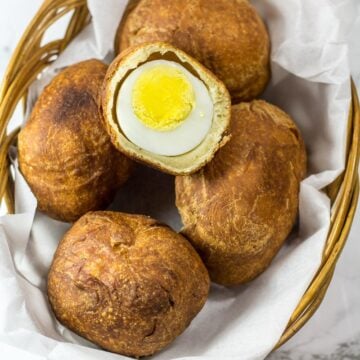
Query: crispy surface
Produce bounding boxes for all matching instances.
[18,60,132,222]
[48,211,209,357]
[101,42,231,175]
[117,0,270,101]
[176,101,307,285]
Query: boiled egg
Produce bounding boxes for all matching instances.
[102,42,231,175]
[117,60,213,156]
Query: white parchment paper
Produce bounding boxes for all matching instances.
[0,0,354,359]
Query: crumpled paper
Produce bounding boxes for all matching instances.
[0,0,354,359]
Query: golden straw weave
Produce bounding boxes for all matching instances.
[0,0,359,351]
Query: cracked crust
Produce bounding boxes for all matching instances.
[18,60,133,222]
[116,0,270,101]
[47,211,210,357]
[175,101,307,285]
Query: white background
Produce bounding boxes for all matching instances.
[0,1,359,359]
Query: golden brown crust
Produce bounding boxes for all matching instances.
[47,211,209,357]
[18,60,133,222]
[116,0,270,101]
[175,100,307,285]
[101,42,231,175]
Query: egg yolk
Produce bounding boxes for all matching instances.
[132,66,195,131]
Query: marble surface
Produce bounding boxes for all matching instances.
[0,1,359,359]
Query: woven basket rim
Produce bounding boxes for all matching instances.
[0,0,359,353]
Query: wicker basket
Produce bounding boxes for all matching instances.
[0,0,359,352]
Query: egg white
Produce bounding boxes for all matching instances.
[116,60,214,156]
